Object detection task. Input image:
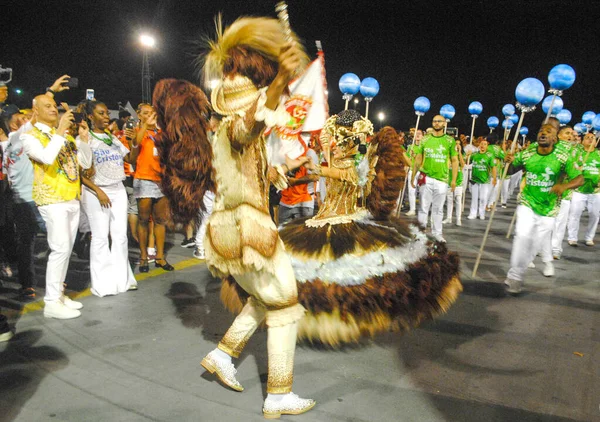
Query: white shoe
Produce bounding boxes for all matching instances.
[456,220,462,227]
[467,215,476,220]
[405,210,416,216]
[0,330,14,342]
[527,262,536,269]
[44,301,81,319]
[201,350,244,392]
[61,295,83,310]
[585,240,594,246]
[479,215,485,220]
[504,278,522,295]
[543,262,555,277]
[568,240,578,247]
[193,247,205,260]
[434,236,446,243]
[442,218,451,225]
[263,393,316,419]
[553,253,561,260]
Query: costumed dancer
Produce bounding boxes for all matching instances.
[443,138,465,226]
[566,132,600,247]
[152,17,315,418]
[263,114,462,347]
[466,137,497,220]
[503,124,583,294]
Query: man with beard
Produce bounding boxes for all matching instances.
[411,115,458,242]
[503,124,583,294]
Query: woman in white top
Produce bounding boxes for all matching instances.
[80,101,137,296]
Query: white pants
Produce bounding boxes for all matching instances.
[508,171,523,196]
[418,177,448,237]
[407,169,419,212]
[446,186,463,222]
[507,205,555,282]
[82,184,136,297]
[487,182,500,207]
[195,191,215,249]
[38,200,81,303]
[567,192,600,242]
[469,183,491,218]
[551,199,571,255]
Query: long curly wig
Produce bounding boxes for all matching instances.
[152,79,214,225]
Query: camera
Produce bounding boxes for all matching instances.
[72,112,85,124]
[65,77,79,88]
[124,119,137,130]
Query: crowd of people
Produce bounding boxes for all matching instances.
[1,35,599,418]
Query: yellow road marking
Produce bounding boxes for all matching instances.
[14,258,204,317]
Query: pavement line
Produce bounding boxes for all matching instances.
[18,257,204,316]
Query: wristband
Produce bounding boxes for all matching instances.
[46,88,56,95]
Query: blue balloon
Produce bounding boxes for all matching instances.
[413,96,431,114]
[548,64,576,91]
[359,77,380,98]
[468,101,483,116]
[592,114,600,132]
[502,119,514,129]
[338,73,361,95]
[541,95,564,115]
[515,77,545,107]
[556,109,572,125]
[487,116,499,128]
[509,114,519,124]
[582,111,596,125]
[574,123,586,134]
[502,104,515,117]
[520,127,528,136]
[440,104,455,120]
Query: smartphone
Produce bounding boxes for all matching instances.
[72,112,84,124]
[66,77,79,88]
[86,89,95,101]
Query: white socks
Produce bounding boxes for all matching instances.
[267,393,287,402]
[212,348,232,364]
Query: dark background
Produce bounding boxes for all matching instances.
[2,0,598,137]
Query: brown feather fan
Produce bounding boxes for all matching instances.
[152,79,214,225]
[367,126,405,219]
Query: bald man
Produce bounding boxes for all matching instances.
[411,115,458,242]
[21,95,92,319]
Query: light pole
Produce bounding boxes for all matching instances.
[353,98,359,110]
[140,34,156,104]
[377,112,385,129]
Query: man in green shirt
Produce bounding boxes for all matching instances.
[486,136,506,210]
[443,138,465,226]
[466,138,497,220]
[567,132,600,246]
[504,124,584,294]
[405,129,423,216]
[411,115,458,242]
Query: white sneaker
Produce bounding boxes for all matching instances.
[434,236,446,243]
[479,215,485,220]
[585,240,594,246]
[543,262,555,277]
[568,240,578,247]
[0,330,14,342]
[442,218,451,225]
[504,278,522,295]
[527,262,536,269]
[193,247,205,260]
[61,295,83,310]
[263,393,316,419]
[405,210,416,216]
[201,350,244,392]
[456,220,462,227]
[467,215,476,220]
[44,301,81,319]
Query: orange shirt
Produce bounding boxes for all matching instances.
[134,129,162,181]
[119,135,134,177]
[280,165,313,206]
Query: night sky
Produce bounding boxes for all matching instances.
[3,0,599,137]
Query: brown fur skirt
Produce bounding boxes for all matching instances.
[220,216,462,347]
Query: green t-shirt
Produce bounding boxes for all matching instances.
[513,142,582,216]
[488,144,506,178]
[407,143,417,167]
[470,151,496,184]
[577,149,600,194]
[414,134,457,182]
[562,142,584,199]
[447,161,464,186]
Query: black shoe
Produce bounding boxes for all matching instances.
[139,259,149,273]
[180,237,195,248]
[155,258,174,271]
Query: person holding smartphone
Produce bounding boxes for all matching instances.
[79,100,137,296]
[128,103,173,272]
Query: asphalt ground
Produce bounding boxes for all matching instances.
[0,198,598,422]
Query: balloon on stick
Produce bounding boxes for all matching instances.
[502,103,516,141]
[519,126,528,144]
[582,111,596,129]
[440,104,455,134]
[556,109,571,126]
[541,95,563,116]
[461,101,483,211]
[487,116,499,133]
[473,77,545,278]
[359,77,379,119]
[574,122,587,135]
[544,64,576,123]
[338,73,361,110]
